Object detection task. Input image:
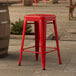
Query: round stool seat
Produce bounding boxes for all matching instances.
[24,14,56,21]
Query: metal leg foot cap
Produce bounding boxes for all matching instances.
[43,68,46,70]
[18,64,21,66]
[59,62,62,64]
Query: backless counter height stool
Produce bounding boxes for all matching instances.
[18,14,62,70]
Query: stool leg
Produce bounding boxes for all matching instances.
[18,19,27,66]
[34,21,39,61]
[39,19,46,70]
[45,0,47,3]
[34,0,37,4]
[53,19,62,64]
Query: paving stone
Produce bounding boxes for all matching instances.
[9,2,76,41]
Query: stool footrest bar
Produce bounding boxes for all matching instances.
[24,46,57,50]
[23,50,41,54]
[23,49,57,54]
[23,46,57,53]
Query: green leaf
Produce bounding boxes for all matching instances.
[11,18,32,35]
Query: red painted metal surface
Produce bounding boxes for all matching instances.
[34,0,37,4]
[18,14,62,70]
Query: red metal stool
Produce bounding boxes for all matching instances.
[18,14,62,70]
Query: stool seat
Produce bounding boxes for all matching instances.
[24,14,56,21]
[18,14,62,70]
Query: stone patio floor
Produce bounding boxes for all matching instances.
[0,39,76,76]
[9,1,76,41]
[0,1,76,76]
